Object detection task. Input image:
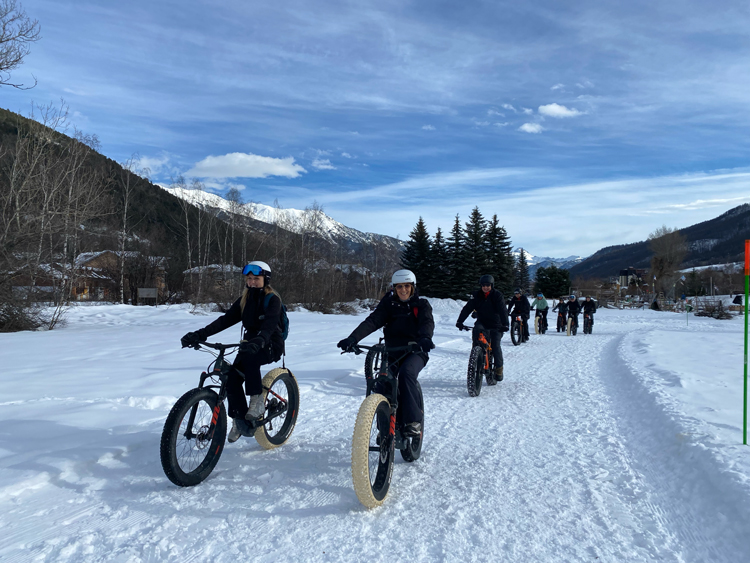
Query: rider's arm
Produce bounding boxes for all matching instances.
[418,299,435,341]
[348,296,389,342]
[198,297,242,338]
[456,297,476,325]
[256,293,282,346]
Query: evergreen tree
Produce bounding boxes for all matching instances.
[401,217,432,295]
[533,265,571,298]
[513,248,531,293]
[485,215,514,296]
[462,207,488,294]
[428,227,450,298]
[446,214,470,299]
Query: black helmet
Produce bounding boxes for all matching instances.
[514,288,522,294]
[479,274,494,288]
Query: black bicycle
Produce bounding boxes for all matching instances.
[510,314,525,346]
[459,324,497,396]
[160,342,300,487]
[534,310,548,335]
[346,342,423,508]
[583,313,594,334]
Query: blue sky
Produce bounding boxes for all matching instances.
[4,0,750,257]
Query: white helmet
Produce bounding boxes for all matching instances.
[392,269,416,286]
[243,260,272,283]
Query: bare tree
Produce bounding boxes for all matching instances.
[649,225,687,295]
[0,0,41,89]
[118,155,149,303]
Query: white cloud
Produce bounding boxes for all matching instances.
[519,123,544,134]
[488,109,505,117]
[538,103,584,118]
[422,124,436,130]
[139,154,170,175]
[521,107,533,115]
[576,80,594,89]
[473,120,490,127]
[186,153,306,178]
[312,158,336,170]
[494,122,509,127]
[341,152,354,158]
[501,103,517,113]
[551,84,564,91]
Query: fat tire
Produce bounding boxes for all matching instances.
[534,316,540,334]
[254,368,300,450]
[160,387,226,487]
[466,345,484,397]
[566,317,572,336]
[511,321,521,346]
[400,382,424,462]
[352,393,394,508]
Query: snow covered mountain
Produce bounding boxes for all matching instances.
[160,185,403,253]
[512,248,584,277]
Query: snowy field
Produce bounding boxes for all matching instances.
[1,300,749,562]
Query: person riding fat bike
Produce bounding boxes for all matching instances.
[529,292,549,332]
[552,296,568,331]
[337,269,434,437]
[507,288,530,342]
[455,274,509,380]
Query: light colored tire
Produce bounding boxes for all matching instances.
[254,367,299,450]
[534,316,540,334]
[351,393,393,509]
[566,317,572,336]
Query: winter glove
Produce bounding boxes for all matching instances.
[181,331,204,348]
[418,337,434,353]
[455,321,464,330]
[337,336,357,353]
[239,337,264,355]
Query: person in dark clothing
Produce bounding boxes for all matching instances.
[566,295,581,330]
[181,260,284,443]
[552,297,568,332]
[507,288,530,342]
[581,295,597,333]
[455,274,509,380]
[337,269,434,437]
[733,295,743,305]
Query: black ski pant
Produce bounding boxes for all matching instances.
[472,324,504,368]
[375,352,426,425]
[227,347,274,419]
[535,309,548,329]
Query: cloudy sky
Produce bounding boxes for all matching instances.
[4,0,750,257]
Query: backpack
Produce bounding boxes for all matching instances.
[261,293,290,341]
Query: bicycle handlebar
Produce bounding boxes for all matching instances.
[186,341,241,352]
[342,342,419,355]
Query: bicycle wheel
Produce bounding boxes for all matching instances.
[511,321,521,346]
[486,351,497,386]
[401,382,423,462]
[351,393,394,508]
[364,347,381,396]
[160,387,226,487]
[534,316,540,334]
[255,368,300,450]
[466,345,484,397]
[572,319,578,336]
[566,317,572,336]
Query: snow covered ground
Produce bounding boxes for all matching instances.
[1,301,749,562]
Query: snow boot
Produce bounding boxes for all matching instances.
[246,394,265,420]
[403,422,422,437]
[228,418,242,443]
[494,366,504,382]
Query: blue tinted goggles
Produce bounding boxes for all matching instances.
[242,264,264,276]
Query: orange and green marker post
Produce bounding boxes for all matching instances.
[744,239,749,445]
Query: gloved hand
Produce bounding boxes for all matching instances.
[337,336,357,352]
[418,337,434,353]
[455,321,464,330]
[181,331,203,348]
[239,337,264,355]
[470,311,478,319]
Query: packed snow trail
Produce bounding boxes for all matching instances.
[0,303,748,562]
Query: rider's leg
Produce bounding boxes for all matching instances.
[490,329,503,368]
[522,317,530,340]
[232,348,273,418]
[471,323,485,348]
[397,353,426,425]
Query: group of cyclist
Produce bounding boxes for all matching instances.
[180,260,597,445]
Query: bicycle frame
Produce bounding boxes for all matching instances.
[461,324,492,370]
[188,341,290,438]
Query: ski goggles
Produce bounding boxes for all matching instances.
[242,264,264,276]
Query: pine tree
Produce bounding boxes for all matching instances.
[401,217,432,295]
[533,265,571,298]
[429,227,450,298]
[514,248,530,293]
[462,207,488,295]
[446,214,469,299]
[485,215,514,296]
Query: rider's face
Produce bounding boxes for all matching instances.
[246,273,264,288]
[394,283,412,301]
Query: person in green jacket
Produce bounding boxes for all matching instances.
[530,292,549,333]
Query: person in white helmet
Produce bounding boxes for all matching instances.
[337,269,434,437]
[181,261,284,443]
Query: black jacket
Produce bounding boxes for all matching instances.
[553,301,568,314]
[349,291,434,351]
[507,295,530,319]
[567,299,581,316]
[581,300,597,315]
[457,288,509,332]
[199,288,284,358]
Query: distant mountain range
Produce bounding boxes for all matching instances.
[160,186,403,254]
[569,203,750,279]
[512,249,584,278]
